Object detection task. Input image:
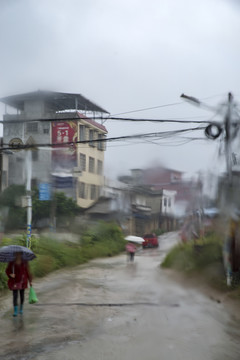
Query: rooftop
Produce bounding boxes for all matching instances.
[0,90,108,114]
[77,112,107,133]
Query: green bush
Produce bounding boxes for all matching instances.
[0,222,125,289]
[153,229,166,236]
[0,263,8,290]
[0,185,81,230]
[161,234,222,272]
[36,237,84,268]
[30,254,57,277]
[1,234,39,251]
[0,185,26,230]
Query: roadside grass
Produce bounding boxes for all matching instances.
[0,222,125,290]
[161,234,230,291]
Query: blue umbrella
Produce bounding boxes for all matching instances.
[0,245,36,262]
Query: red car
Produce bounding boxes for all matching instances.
[142,233,159,248]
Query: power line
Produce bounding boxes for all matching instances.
[0,93,228,126]
[0,126,205,152]
[109,93,227,117]
[105,135,210,149]
[0,115,216,125]
[110,101,183,116]
[107,117,213,124]
[107,115,209,121]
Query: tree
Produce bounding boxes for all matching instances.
[0,185,81,230]
[32,189,81,227]
[0,185,26,230]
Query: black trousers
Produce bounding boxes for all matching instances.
[129,252,135,261]
[13,289,25,307]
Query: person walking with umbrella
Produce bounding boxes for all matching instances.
[126,241,137,262]
[0,245,36,317]
[124,236,144,262]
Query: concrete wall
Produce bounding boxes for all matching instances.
[3,111,52,186]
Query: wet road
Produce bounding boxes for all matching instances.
[0,232,240,360]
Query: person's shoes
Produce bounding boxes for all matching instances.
[19,305,23,315]
[13,306,18,317]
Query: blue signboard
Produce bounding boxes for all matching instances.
[39,183,51,201]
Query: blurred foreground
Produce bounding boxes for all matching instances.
[0,232,240,360]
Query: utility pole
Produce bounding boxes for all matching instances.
[181,92,234,181]
[26,150,32,248]
[225,92,233,184]
[181,92,236,286]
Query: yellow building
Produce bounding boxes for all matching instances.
[76,113,107,208]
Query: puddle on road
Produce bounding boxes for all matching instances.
[77,278,106,289]
[84,260,124,270]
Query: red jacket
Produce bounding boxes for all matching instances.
[6,261,32,290]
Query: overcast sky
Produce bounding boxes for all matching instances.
[0,0,239,178]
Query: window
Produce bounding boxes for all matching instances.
[32,150,38,161]
[43,128,49,134]
[90,185,96,200]
[79,182,86,199]
[97,160,103,175]
[97,134,106,151]
[26,122,38,133]
[168,198,171,207]
[89,129,95,147]
[96,185,100,198]
[79,153,86,171]
[79,125,86,141]
[163,198,167,207]
[89,157,95,173]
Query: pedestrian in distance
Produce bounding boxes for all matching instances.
[126,242,137,262]
[6,252,32,317]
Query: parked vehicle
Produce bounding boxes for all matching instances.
[142,233,159,248]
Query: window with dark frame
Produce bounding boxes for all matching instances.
[90,184,96,200]
[79,153,86,171]
[89,157,95,173]
[79,125,86,141]
[97,160,103,175]
[97,134,103,150]
[96,185,100,198]
[89,129,95,147]
[26,122,38,133]
[79,182,86,199]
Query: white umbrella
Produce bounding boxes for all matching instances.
[124,235,144,244]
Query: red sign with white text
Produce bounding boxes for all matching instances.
[51,121,77,171]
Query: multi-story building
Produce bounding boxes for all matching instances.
[119,167,203,217]
[75,113,107,208]
[0,138,8,192]
[1,90,108,208]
